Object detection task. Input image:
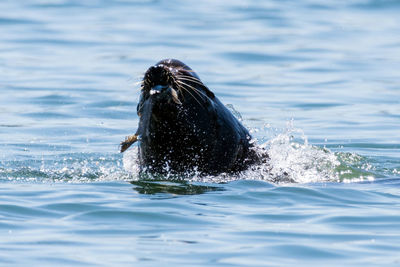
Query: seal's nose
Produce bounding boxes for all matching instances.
[149,85,167,95]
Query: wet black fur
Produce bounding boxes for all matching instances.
[135,59,260,175]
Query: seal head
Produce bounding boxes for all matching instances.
[121,59,260,175]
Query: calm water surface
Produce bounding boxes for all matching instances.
[1,0,400,266]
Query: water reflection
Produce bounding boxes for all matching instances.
[131,180,224,195]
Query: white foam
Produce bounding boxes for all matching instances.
[121,121,378,184]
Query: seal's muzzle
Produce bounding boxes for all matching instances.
[150,85,168,95]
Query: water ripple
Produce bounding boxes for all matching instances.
[1,0,400,265]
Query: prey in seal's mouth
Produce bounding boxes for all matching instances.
[120,65,181,153]
[120,59,261,175]
[120,60,213,153]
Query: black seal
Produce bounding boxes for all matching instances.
[121,59,262,175]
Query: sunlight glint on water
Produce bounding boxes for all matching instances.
[1,0,400,266]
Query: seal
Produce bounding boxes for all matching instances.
[121,59,262,175]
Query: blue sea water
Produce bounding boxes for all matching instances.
[1,0,400,266]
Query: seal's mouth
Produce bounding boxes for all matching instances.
[142,65,182,105]
[149,84,181,105]
[140,62,216,111]
[149,85,167,95]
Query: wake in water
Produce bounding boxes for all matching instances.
[0,153,131,183]
[0,122,380,184]
[123,120,377,184]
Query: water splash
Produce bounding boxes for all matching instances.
[0,153,131,183]
[226,104,243,121]
[249,128,340,183]
[122,121,377,184]
[0,123,379,184]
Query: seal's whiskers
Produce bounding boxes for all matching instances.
[176,82,204,107]
[176,75,203,86]
[176,80,207,106]
[170,88,182,105]
[177,80,208,100]
[122,59,260,174]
